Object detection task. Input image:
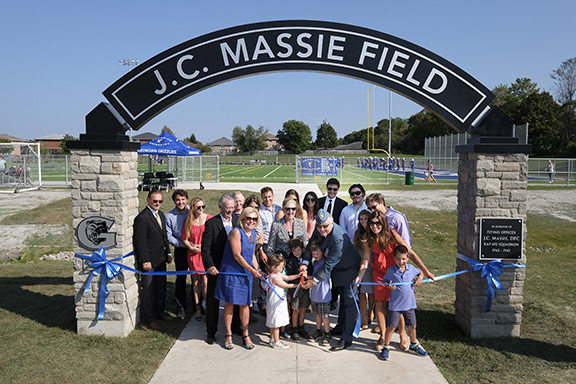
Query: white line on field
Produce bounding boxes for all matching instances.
[342,169,371,180]
[263,166,281,178]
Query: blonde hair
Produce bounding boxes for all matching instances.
[239,206,259,231]
[183,197,203,240]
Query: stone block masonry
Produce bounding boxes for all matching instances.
[455,152,527,338]
[71,150,140,337]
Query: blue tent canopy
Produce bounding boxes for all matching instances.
[137,131,201,156]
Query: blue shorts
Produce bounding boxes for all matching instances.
[387,309,417,328]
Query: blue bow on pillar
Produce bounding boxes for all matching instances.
[77,248,133,320]
[460,255,507,312]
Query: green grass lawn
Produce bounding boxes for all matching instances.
[0,190,575,383]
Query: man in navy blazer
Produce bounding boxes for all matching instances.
[302,209,361,351]
[202,194,239,344]
[133,190,173,330]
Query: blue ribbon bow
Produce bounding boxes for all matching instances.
[75,248,283,321]
[351,256,525,338]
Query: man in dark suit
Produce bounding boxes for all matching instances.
[318,178,347,225]
[318,177,348,311]
[133,190,173,330]
[202,194,240,344]
[302,209,361,351]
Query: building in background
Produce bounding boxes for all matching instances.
[35,134,64,154]
[206,137,235,153]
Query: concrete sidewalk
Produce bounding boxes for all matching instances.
[149,308,447,384]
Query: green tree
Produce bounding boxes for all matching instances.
[232,125,268,154]
[161,125,175,136]
[558,100,576,156]
[516,91,562,156]
[277,120,312,154]
[403,110,453,154]
[339,128,369,148]
[315,120,339,149]
[60,134,77,155]
[183,133,198,143]
[551,57,576,104]
[0,138,13,154]
[492,78,540,121]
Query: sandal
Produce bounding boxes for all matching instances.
[376,336,385,351]
[224,334,233,350]
[242,334,255,350]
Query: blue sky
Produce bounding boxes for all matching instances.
[1,0,574,144]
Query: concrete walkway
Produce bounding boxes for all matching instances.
[149,181,447,383]
[149,307,447,384]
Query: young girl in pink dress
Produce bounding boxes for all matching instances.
[181,197,212,321]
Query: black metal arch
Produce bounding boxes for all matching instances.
[73,20,508,150]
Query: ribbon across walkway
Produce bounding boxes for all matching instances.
[351,255,525,338]
[75,248,283,320]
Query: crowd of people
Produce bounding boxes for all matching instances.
[357,156,415,172]
[132,178,434,360]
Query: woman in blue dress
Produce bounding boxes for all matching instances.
[214,207,261,350]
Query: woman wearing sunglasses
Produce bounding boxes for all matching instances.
[181,197,212,321]
[214,207,262,350]
[266,197,308,258]
[355,210,433,353]
[303,191,319,239]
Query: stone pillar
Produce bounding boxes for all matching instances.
[455,152,528,338]
[71,149,140,337]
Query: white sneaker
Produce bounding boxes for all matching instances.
[270,340,290,349]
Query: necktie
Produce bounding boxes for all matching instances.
[327,199,332,214]
[154,211,162,227]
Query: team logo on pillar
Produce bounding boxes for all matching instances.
[76,216,117,250]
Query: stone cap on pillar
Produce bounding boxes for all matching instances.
[457,106,532,154]
[68,102,141,151]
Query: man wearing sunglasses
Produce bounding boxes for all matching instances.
[339,184,368,237]
[365,192,412,246]
[301,209,361,351]
[318,178,347,225]
[133,190,173,330]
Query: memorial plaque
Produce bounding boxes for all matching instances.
[479,218,523,260]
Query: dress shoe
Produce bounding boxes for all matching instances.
[206,334,216,345]
[148,321,161,330]
[158,315,173,322]
[331,326,343,336]
[329,340,352,351]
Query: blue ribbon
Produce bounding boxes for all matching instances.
[457,255,525,312]
[75,248,283,320]
[350,257,525,338]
